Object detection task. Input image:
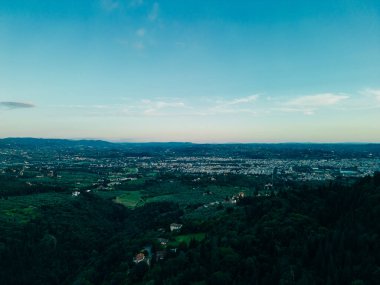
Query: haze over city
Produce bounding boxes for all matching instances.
[1,0,379,142]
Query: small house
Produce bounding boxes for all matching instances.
[170,223,183,232]
[133,253,146,264]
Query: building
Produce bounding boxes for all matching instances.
[133,253,146,264]
[170,223,183,232]
[157,238,169,247]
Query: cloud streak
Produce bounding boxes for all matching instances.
[0,101,35,109]
[136,28,146,37]
[148,2,159,21]
[141,99,186,115]
[207,94,259,115]
[285,93,349,107]
[101,0,119,11]
[281,93,349,115]
[224,94,259,106]
[362,88,380,102]
[129,0,143,7]
[53,89,377,118]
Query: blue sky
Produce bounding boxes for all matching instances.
[0,0,379,142]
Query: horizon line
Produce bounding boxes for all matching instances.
[1,137,380,145]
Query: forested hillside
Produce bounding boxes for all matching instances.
[1,173,379,284]
[141,173,380,285]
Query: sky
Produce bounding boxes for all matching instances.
[0,0,379,142]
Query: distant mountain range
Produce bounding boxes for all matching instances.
[1,137,379,146]
[1,137,380,159]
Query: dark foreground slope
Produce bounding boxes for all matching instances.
[0,174,379,285]
[141,174,380,285]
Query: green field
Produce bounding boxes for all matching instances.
[113,191,144,208]
[56,171,100,188]
[145,184,251,206]
[0,192,68,225]
[24,170,100,189]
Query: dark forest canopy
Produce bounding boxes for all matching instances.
[1,173,380,284]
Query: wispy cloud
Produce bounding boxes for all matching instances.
[113,2,158,51]
[224,94,259,105]
[280,93,349,115]
[207,94,259,115]
[273,107,315,116]
[141,99,186,115]
[57,99,188,117]
[101,0,119,11]
[209,107,257,115]
[133,27,148,51]
[52,89,371,119]
[285,93,349,107]
[362,88,380,102]
[133,41,145,50]
[117,38,146,51]
[0,101,35,109]
[136,28,146,37]
[148,2,159,21]
[129,0,144,7]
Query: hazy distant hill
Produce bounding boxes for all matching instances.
[0,138,114,148]
[1,137,380,158]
